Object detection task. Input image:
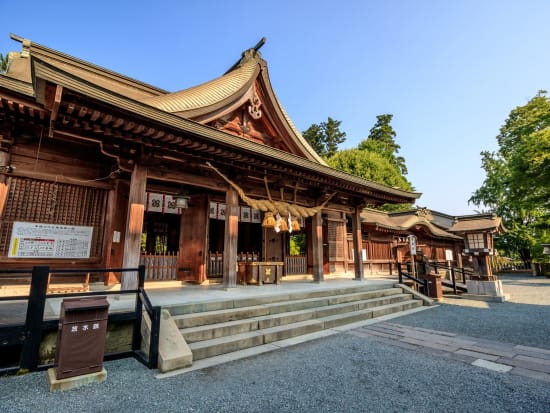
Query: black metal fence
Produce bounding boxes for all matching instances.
[0,265,161,375]
[396,262,428,295]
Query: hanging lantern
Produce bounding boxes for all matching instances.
[262,211,276,228]
[173,190,191,209]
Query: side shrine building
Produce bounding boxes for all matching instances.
[0,35,422,288]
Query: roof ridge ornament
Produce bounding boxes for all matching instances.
[253,37,266,52]
[225,37,267,74]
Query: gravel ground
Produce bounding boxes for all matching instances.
[394,273,550,350]
[1,273,549,413]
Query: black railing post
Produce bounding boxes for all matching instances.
[20,266,49,371]
[420,261,426,275]
[461,267,466,284]
[397,262,403,284]
[451,267,457,295]
[132,266,146,352]
[423,278,429,296]
[138,264,146,289]
[148,306,161,369]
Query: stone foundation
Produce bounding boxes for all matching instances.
[465,279,509,302]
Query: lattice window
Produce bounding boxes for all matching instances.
[467,233,485,249]
[328,220,345,261]
[0,177,108,258]
[367,240,390,260]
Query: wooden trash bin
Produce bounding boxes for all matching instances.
[54,296,109,380]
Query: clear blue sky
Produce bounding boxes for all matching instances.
[1,1,549,215]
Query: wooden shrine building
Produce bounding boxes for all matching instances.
[360,208,464,274]
[0,35,420,289]
[359,208,505,277]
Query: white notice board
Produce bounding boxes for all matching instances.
[8,222,93,259]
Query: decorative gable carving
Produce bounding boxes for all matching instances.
[248,89,262,120]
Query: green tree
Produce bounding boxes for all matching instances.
[326,148,413,211]
[358,114,408,175]
[300,113,414,210]
[327,149,412,191]
[470,91,550,264]
[289,234,306,255]
[0,53,8,73]
[302,117,346,158]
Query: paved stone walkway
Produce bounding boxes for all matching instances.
[349,321,550,384]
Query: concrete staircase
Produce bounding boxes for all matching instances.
[165,284,424,362]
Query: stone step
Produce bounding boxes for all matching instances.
[183,318,260,343]
[305,293,413,320]
[181,293,414,343]
[166,284,392,316]
[173,287,405,329]
[187,300,422,360]
[189,331,265,360]
[318,300,422,329]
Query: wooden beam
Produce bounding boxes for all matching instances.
[48,85,63,137]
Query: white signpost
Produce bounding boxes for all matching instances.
[408,235,417,278]
[409,235,417,256]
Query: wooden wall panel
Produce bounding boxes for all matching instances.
[0,176,107,259]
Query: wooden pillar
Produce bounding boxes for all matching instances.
[456,246,463,269]
[121,164,147,290]
[223,187,239,288]
[0,147,11,216]
[103,186,117,285]
[0,150,10,185]
[311,212,324,282]
[343,212,349,273]
[352,205,364,281]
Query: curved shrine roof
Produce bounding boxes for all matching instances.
[447,215,505,233]
[361,208,462,240]
[143,53,259,115]
[0,34,421,205]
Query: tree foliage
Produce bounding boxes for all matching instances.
[470,91,550,263]
[325,114,413,211]
[303,113,413,210]
[358,114,408,175]
[0,53,8,74]
[302,117,346,158]
[327,149,412,191]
